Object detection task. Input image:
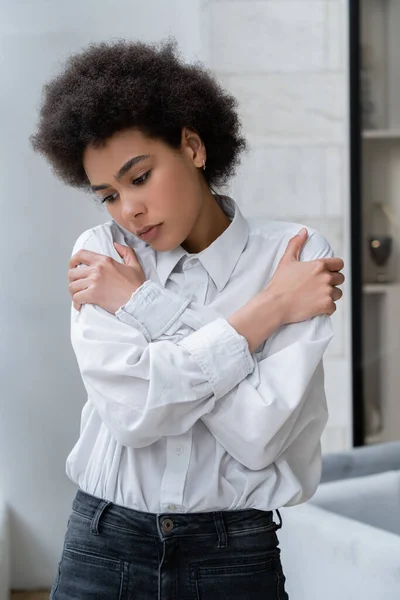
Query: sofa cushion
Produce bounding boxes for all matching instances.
[279,502,400,600]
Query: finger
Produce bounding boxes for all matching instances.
[331,287,343,302]
[68,266,91,282]
[114,242,141,267]
[323,257,345,272]
[328,302,337,316]
[68,278,89,297]
[281,228,309,263]
[69,249,104,269]
[330,272,345,287]
[72,289,89,306]
[73,302,81,311]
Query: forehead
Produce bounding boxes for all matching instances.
[82,129,162,182]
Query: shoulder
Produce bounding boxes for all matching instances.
[70,220,148,258]
[71,223,110,256]
[247,218,334,261]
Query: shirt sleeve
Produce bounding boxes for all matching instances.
[114,280,192,342]
[200,230,335,475]
[201,316,332,472]
[69,232,254,449]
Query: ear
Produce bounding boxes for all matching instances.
[181,127,206,168]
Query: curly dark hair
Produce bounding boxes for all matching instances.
[30,39,247,190]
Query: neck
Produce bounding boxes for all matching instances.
[182,188,231,254]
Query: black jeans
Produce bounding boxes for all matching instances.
[50,489,289,599]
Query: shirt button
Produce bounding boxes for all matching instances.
[176,445,184,455]
[168,504,177,512]
[161,518,174,533]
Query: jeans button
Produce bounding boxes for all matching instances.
[161,518,174,533]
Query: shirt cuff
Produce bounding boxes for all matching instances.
[178,318,255,399]
[115,280,190,342]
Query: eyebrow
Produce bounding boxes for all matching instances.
[90,154,151,192]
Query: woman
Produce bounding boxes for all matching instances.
[31,40,344,599]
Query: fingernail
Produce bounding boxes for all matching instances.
[297,227,307,236]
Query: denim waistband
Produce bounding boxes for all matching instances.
[72,489,282,544]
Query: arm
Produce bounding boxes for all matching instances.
[70,232,257,449]
[71,304,256,449]
[200,232,334,471]
[201,315,332,470]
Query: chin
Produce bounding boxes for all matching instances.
[149,238,180,253]
[148,227,190,252]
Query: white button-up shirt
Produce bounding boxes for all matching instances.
[66,195,334,513]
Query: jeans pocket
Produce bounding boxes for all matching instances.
[53,546,128,600]
[192,555,288,600]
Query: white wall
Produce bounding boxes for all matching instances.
[0,0,204,589]
[0,0,351,590]
[204,0,353,453]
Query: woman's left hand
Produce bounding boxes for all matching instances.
[68,242,146,313]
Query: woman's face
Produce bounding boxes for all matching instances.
[83,127,209,252]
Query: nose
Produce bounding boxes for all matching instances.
[119,193,147,222]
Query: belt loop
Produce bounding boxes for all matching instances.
[90,499,112,536]
[213,512,228,548]
[274,509,283,530]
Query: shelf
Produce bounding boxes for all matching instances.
[363,283,396,294]
[365,432,383,446]
[360,1,400,446]
[362,129,400,140]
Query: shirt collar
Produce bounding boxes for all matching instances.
[156,196,249,292]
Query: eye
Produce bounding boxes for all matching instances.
[133,170,151,185]
[101,192,118,204]
[97,170,150,204]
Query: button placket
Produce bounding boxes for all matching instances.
[159,431,192,511]
[183,262,208,305]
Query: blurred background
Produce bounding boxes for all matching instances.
[1,1,400,599]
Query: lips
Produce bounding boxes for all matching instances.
[137,224,162,242]
[137,224,159,236]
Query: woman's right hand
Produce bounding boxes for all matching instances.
[266,228,345,325]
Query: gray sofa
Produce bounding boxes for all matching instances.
[279,442,400,600]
